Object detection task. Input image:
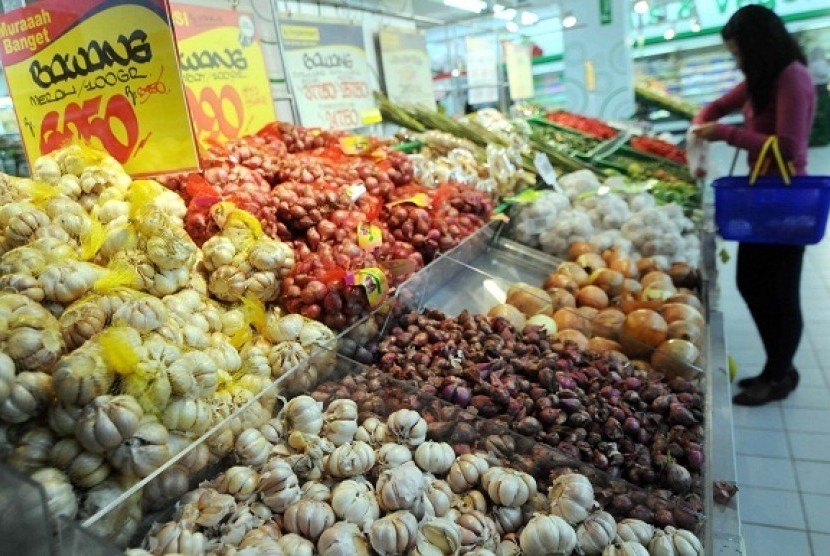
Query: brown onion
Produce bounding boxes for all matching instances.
[591,308,626,340]
[543,273,580,295]
[488,304,526,330]
[659,303,705,327]
[553,308,591,336]
[587,337,623,353]
[651,339,701,380]
[576,252,606,275]
[507,283,553,316]
[589,268,625,297]
[609,256,639,279]
[620,309,668,358]
[525,315,557,336]
[666,320,703,345]
[548,288,577,311]
[556,262,590,287]
[637,257,667,275]
[577,285,609,309]
[666,293,704,312]
[568,241,599,260]
[555,329,589,350]
[668,262,699,289]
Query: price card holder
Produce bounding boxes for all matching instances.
[345,267,388,307]
[356,222,382,252]
[0,0,200,176]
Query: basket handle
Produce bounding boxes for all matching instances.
[750,136,792,185]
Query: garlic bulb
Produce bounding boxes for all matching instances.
[481,467,537,508]
[457,490,488,514]
[376,443,413,472]
[496,538,522,556]
[217,501,272,546]
[331,479,379,526]
[6,427,54,473]
[369,510,418,556]
[519,514,577,556]
[386,409,427,447]
[162,397,213,437]
[282,395,323,435]
[548,473,596,525]
[456,510,500,553]
[647,526,703,556]
[144,521,208,556]
[416,517,461,555]
[109,415,170,478]
[50,438,110,489]
[143,465,190,512]
[258,459,301,512]
[47,403,82,438]
[75,394,143,453]
[377,461,427,512]
[239,523,283,552]
[283,499,335,542]
[414,441,455,475]
[322,399,358,446]
[412,476,454,520]
[216,466,260,502]
[177,487,236,528]
[578,510,617,555]
[603,541,650,556]
[327,440,376,478]
[317,521,371,556]
[235,428,272,468]
[81,480,142,547]
[260,417,286,445]
[0,371,53,423]
[168,432,210,475]
[355,416,389,447]
[278,533,315,556]
[52,344,113,406]
[616,519,655,545]
[491,505,525,535]
[447,454,490,493]
[31,467,78,520]
[300,480,331,502]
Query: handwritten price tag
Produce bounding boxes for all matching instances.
[0,0,199,176]
[172,4,276,153]
[386,193,431,208]
[345,267,388,307]
[356,222,382,252]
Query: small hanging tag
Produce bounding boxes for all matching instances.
[345,267,388,307]
[386,192,431,208]
[345,183,367,202]
[534,152,562,192]
[357,222,383,252]
[340,135,372,155]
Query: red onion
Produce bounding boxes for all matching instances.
[667,463,692,494]
[668,403,697,426]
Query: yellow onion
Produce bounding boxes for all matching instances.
[666,293,703,312]
[667,320,703,345]
[506,283,553,317]
[555,330,589,350]
[567,242,598,261]
[553,308,591,337]
[620,309,668,358]
[589,268,624,297]
[543,274,579,295]
[577,286,609,310]
[576,253,606,275]
[525,315,557,336]
[556,262,589,287]
[609,257,638,279]
[488,304,526,330]
[659,303,705,328]
[587,337,622,353]
[591,308,625,340]
[651,339,701,380]
[548,288,577,311]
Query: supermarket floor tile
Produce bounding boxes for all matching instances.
[801,493,830,534]
[738,487,806,529]
[794,461,830,495]
[789,432,830,461]
[810,532,830,555]
[741,524,811,556]
[734,428,790,458]
[781,385,830,409]
[783,409,830,434]
[731,403,785,431]
[736,455,798,490]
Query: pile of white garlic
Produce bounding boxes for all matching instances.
[136,397,703,556]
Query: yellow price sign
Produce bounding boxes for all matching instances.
[386,192,431,208]
[356,221,382,252]
[0,0,199,176]
[171,3,276,154]
[345,267,388,307]
[340,135,371,156]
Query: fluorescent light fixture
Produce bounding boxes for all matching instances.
[562,12,577,28]
[520,11,539,25]
[450,68,461,77]
[443,0,486,13]
[663,27,676,40]
[506,21,519,32]
[634,0,649,15]
[690,19,701,32]
[493,4,517,20]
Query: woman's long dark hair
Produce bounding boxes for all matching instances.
[721,5,806,113]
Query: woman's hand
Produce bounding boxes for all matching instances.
[692,122,718,140]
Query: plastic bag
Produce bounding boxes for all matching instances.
[686,126,711,179]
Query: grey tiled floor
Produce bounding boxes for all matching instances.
[709,143,830,555]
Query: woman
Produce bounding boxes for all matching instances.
[693,5,816,406]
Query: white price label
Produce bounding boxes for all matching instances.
[534,152,562,192]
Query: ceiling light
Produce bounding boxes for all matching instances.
[506,21,519,32]
[690,19,701,32]
[443,0,486,13]
[450,68,461,77]
[562,12,577,28]
[520,11,539,25]
[494,7,517,21]
[663,27,676,40]
[634,0,649,15]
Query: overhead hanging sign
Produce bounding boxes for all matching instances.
[465,35,499,105]
[503,41,534,100]
[171,3,276,151]
[0,0,199,176]
[279,17,379,130]
[378,29,436,110]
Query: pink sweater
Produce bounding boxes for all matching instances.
[694,62,816,175]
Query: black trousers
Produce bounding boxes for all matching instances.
[736,242,806,379]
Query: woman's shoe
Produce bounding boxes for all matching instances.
[733,369,799,406]
[737,367,799,390]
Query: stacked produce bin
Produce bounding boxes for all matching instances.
[0,106,740,554]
